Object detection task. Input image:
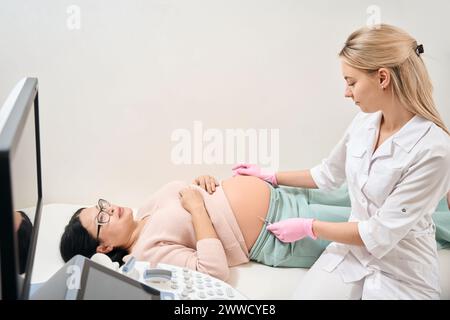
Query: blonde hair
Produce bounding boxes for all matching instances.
[339,24,449,135]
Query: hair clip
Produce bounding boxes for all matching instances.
[416,44,424,56]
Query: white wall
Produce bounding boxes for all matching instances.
[1,0,449,207]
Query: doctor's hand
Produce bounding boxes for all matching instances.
[232,163,278,186]
[193,175,219,194]
[266,218,317,243]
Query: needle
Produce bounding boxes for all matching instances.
[257,216,270,225]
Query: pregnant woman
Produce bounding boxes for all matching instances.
[59,175,347,281]
[60,174,450,282]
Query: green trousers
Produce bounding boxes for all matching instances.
[249,184,450,268]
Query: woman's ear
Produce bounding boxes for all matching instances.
[96,244,114,254]
[378,68,391,89]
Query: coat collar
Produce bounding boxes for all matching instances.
[366,111,383,131]
[391,115,432,153]
[354,111,432,159]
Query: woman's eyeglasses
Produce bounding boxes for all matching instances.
[96,199,112,241]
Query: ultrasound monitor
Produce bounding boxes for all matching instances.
[31,255,165,300]
[0,78,42,300]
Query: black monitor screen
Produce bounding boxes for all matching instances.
[78,259,161,300]
[0,78,42,300]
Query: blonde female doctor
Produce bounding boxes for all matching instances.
[233,24,450,299]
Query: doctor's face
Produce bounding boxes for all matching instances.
[341,60,383,113]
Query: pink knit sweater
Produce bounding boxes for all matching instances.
[128,181,250,281]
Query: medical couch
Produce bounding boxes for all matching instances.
[30,204,450,299]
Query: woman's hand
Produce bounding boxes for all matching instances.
[180,186,218,241]
[179,187,206,213]
[193,175,219,194]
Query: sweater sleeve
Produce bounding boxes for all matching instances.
[150,238,230,281]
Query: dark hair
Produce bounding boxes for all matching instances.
[59,208,128,266]
[16,211,33,274]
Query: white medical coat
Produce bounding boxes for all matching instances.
[310,111,450,299]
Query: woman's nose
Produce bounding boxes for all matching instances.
[106,206,115,215]
[344,87,353,98]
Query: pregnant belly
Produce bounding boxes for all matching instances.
[221,176,271,250]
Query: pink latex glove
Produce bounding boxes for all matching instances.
[266,218,317,243]
[232,163,278,186]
